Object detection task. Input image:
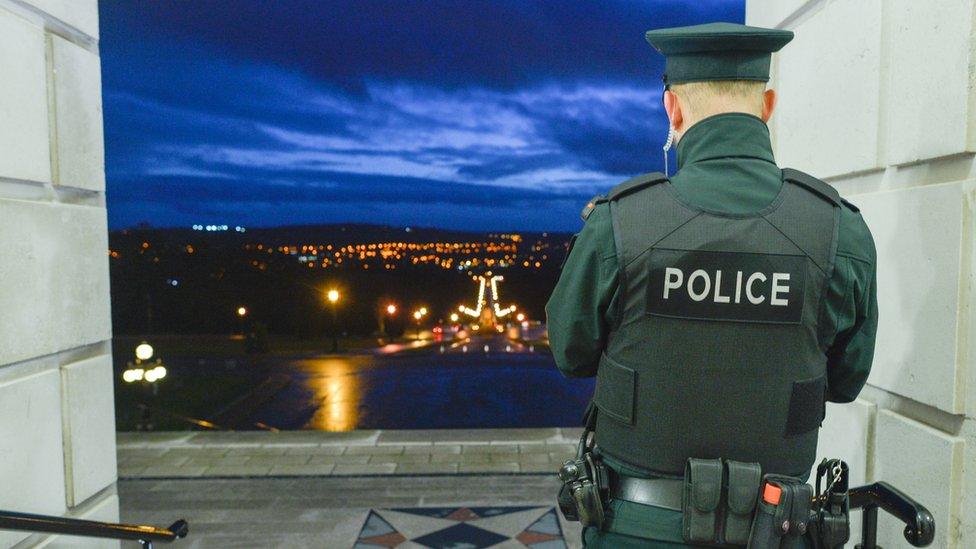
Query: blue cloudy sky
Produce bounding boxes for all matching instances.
[100,1,743,232]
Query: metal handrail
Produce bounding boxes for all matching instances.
[0,510,187,548]
[849,481,935,548]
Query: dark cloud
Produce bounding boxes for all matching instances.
[99,1,744,231]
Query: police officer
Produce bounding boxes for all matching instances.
[546,22,878,547]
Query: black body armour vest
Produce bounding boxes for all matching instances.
[593,168,841,478]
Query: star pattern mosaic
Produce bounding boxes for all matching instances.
[354,506,567,548]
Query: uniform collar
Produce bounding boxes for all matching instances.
[676,112,775,170]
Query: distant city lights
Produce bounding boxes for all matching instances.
[192,224,246,232]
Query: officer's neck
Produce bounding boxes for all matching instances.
[676,112,775,170]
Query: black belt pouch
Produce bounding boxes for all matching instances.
[783,483,813,548]
[748,481,792,549]
[724,461,761,545]
[682,458,723,543]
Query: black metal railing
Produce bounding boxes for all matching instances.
[0,510,187,548]
[849,481,935,548]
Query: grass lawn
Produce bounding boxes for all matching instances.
[114,365,263,431]
[112,333,411,431]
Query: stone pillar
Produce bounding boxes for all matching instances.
[0,0,118,546]
[746,1,975,547]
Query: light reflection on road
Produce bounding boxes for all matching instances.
[302,356,364,431]
[242,336,595,431]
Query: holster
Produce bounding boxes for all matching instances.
[557,401,609,528]
[809,459,850,549]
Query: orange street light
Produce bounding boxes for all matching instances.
[327,289,340,303]
[413,311,422,320]
[237,306,248,317]
[516,313,526,322]
[386,304,397,315]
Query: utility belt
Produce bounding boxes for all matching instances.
[558,405,851,548]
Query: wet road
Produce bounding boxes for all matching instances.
[241,335,595,431]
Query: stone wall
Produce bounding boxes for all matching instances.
[0,0,118,546]
[746,1,975,547]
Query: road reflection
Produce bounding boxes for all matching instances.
[302,356,363,431]
[242,337,595,430]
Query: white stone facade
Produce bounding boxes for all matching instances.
[747,1,976,547]
[0,0,118,547]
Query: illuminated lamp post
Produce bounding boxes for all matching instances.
[123,341,167,431]
[380,303,397,338]
[327,289,340,352]
[236,305,248,335]
[412,308,428,340]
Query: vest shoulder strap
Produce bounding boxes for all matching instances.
[607,172,669,202]
[840,197,861,213]
[781,168,841,207]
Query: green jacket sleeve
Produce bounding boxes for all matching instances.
[545,202,619,378]
[823,207,879,403]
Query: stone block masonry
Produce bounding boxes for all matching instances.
[747,1,976,546]
[0,0,116,546]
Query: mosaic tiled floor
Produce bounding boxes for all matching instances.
[354,506,567,548]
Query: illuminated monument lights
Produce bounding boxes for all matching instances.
[460,272,516,328]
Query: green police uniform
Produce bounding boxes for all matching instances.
[546,23,878,548]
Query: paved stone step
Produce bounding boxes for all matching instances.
[117,429,581,478]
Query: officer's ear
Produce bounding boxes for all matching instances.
[663,89,684,132]
[761,89,777,122]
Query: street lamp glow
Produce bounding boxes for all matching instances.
[413,311,422,320]
[237,306,248,317]
[327,289,340,303]
[419,307,428,316]
[516,313,526,322]
[450,313,459,323]
[386,304,397,315]
[122,368,144,383]
[144,365,167,383]
[134,342,154,361]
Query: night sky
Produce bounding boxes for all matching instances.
[100,1,743,232]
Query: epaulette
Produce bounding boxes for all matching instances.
[781,168,841,207]
[580,194,607,221]
[606,172,669,202]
